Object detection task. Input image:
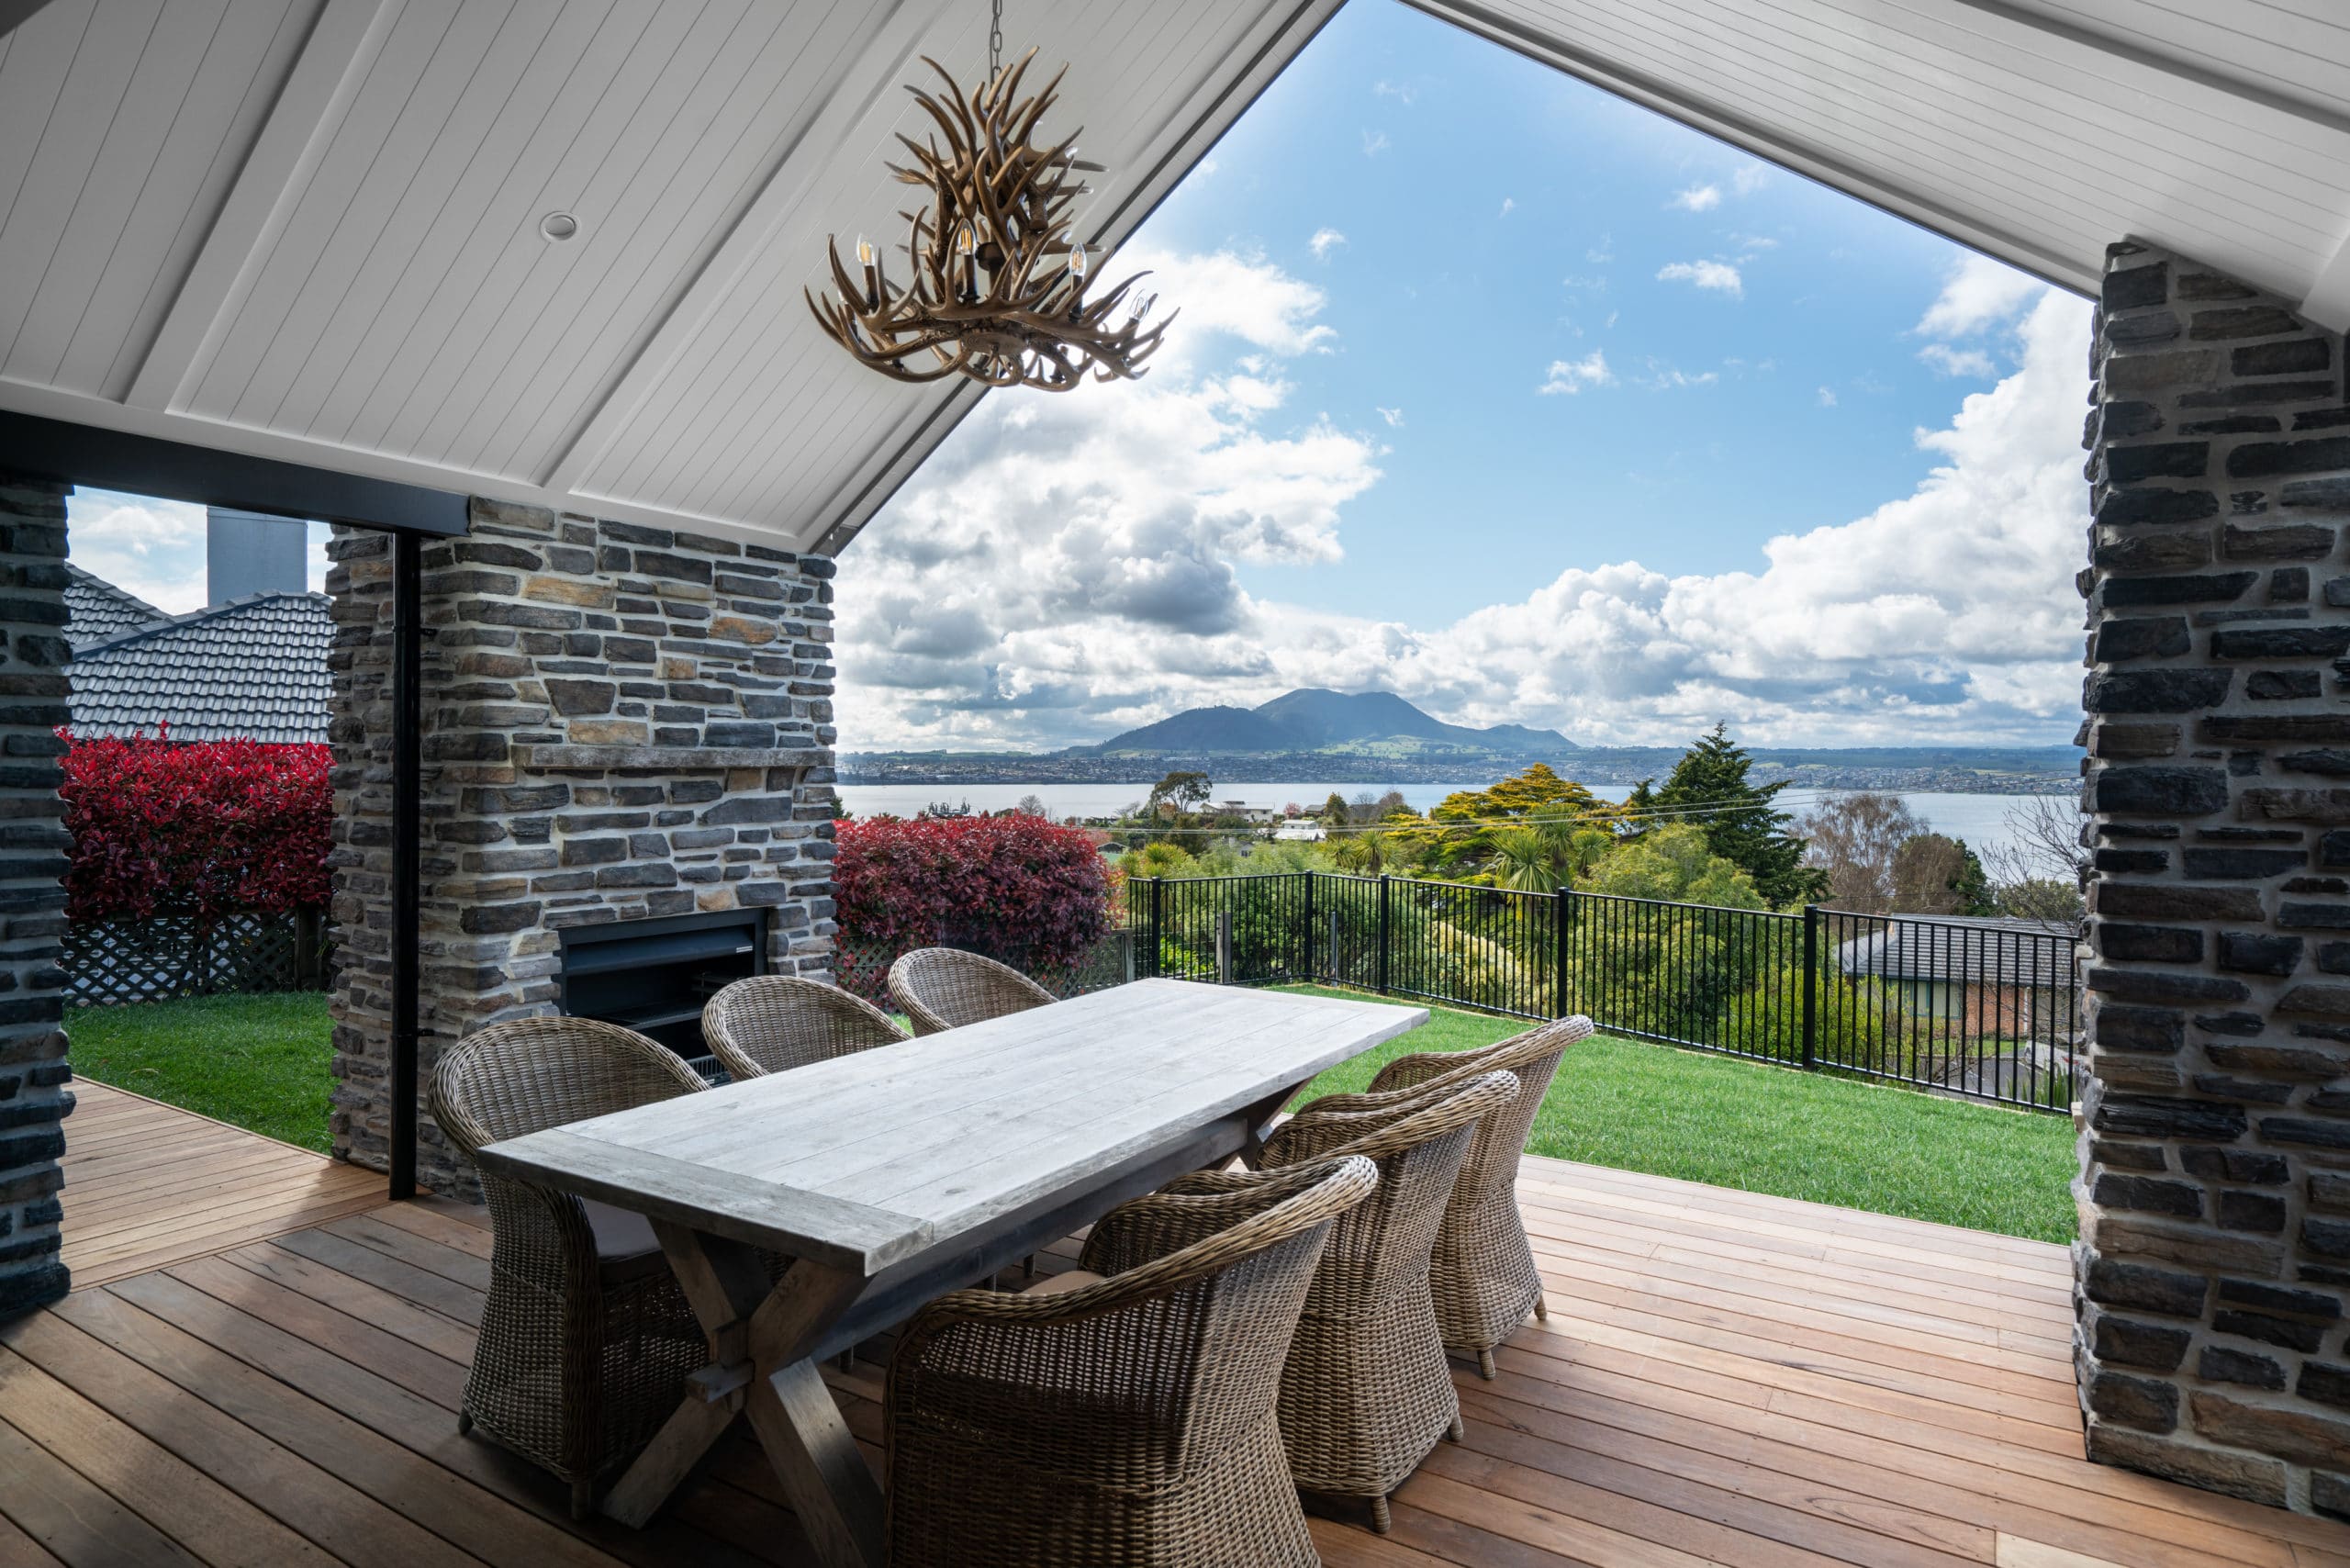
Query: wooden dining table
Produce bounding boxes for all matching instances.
[473,977,1427,1568]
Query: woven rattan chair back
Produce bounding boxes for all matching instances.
[426,1015,711,1517]
[430,1014,708,1157]
[1360,1014,1595,1375]
[1264,1069,1521,1312]
[1367,1014,1591,1213]
[886,946,1058,1036]
[700,974,909,1080]
[1193,1070,1520,1528]
[886,1156,1378,1568]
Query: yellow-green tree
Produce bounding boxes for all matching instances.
[1583,823,1767,909]
[1407,763,1619,879]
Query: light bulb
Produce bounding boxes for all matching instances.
[1066,245,1088,280]
[856,235,874,267]
[954,221,977,257]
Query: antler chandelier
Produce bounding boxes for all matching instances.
[806,7,1170,393]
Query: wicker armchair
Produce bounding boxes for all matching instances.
[885,1156,1380,1567]
[887,946,1058,1036]
[701,973,909,1080]
[1176,1070,1520,1530]
[1306,1014,1593,1377]
[428,1015,712,1518]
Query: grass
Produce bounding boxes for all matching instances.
[1283,985,2077,1244]
[68,991,335,1152]
[57,984,2079,1244]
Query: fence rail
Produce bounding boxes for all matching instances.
[1125,871,2079,1113]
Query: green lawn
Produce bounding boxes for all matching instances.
[1285,985,2076,1244]
[68,991,334,1152]
[59,985,2077,1244]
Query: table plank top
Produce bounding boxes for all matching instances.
[476,980,1427,1274]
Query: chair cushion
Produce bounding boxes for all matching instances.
[1022,1268,1107,1297]
[581,1198,669,1285]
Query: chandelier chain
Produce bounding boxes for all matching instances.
[989,0,1003,76]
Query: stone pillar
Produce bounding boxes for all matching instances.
[326,501,839,1196]
[322,524,399,1179]
[2079,241,2350,1512]
[0,472,74,1319]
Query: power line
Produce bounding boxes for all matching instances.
[1056,789,2029,836]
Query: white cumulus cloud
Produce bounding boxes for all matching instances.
[67,491,208,612]
[1638,362,1718,390]
[67,491,333,613]
[1917,252,2042,337]
[1669,184,1722,212]
[1538,351,1614,396]
[1308,227,1347,262]
[838,256,2092,753]
[1919,342,1998,377]
[1657,259,1743,297]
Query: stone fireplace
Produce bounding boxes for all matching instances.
[326,498,839,1196]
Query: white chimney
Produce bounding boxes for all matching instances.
[207,508,308,604]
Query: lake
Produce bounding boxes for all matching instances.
[832,780,2075,863]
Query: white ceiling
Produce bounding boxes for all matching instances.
[1,0,2345,554]
[0,0,1338,551]
[1411,0,2350,325]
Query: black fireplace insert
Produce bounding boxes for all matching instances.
[554,908,769,1079]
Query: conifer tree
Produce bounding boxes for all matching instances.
[1652,724,1821,906]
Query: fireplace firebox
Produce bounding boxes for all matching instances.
[554,909,770,1080]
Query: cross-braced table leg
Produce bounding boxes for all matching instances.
[602,1221,883,1568]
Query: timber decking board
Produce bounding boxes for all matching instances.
[6,1154,2350,1566]
[60,1081,389,1287]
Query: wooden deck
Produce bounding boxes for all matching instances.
[58,1081,388,1288]
[7,1152,2350,1567]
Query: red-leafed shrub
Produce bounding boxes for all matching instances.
[833,813,1110,1003]
[58,730,332,928]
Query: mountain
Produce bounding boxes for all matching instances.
[1083,689,1576,757]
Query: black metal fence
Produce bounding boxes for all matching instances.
[1128,872,2081,1113]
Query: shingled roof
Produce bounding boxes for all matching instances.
[1837,914,2080,992]
[63,565,167,645]
[68,591,332,745]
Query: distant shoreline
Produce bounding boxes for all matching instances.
[838,748,2080,797]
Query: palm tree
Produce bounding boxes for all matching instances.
[1335,828,1393,877]
[1485,826,1560,892]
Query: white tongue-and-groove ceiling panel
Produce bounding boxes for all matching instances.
[0,0,320,402]
[1413,0,2350,314]
[0,0,1334,549]
[4,0,2348,550]
[572,0,1271,532]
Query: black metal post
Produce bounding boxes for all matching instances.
[388,530,422,1201]
[1376,874,1391,996]
[1554,885,1571,1019]
[1146,877,1162,980]
[1800,903,1820,1072]
[1302,871,1316,984]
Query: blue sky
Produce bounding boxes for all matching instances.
[839,0,2092,753]
[1138,2,1987,624]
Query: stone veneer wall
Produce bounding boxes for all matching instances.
[2078,241,2350,1513]
[0,473,73,1317]
[327,500,838,1196]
